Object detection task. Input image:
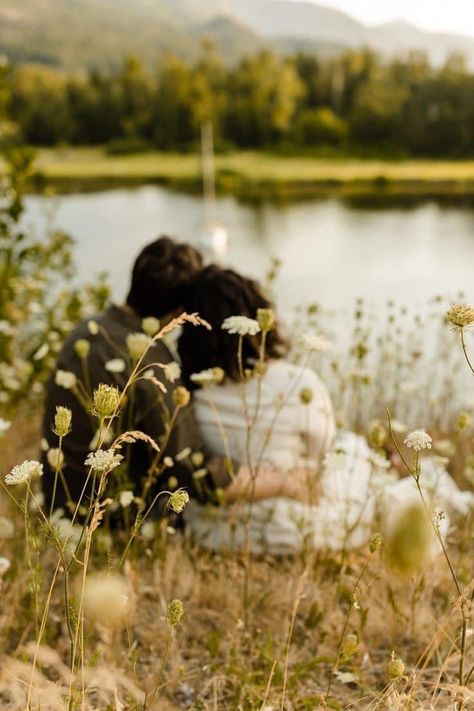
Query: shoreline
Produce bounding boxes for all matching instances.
[15,148,474,203]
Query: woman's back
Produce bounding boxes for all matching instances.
[193,360,336,470]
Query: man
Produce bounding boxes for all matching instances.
[42,236,308,518]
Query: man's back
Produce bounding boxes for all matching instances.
[42,304,203,515]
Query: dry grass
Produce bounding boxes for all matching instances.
[0,416,472,710]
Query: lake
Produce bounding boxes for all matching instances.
[23,186,474,315]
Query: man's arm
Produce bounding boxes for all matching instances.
[220,464,318,505]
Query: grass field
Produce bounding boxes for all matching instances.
[30,147,474,197]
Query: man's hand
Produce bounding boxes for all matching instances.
[223,464,321,505]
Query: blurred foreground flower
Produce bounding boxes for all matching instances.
[6,460,43,486]
[299,331,331,352]
[190,367,225,387]
[222,316,261,336]
[385,503,435,574]
[83,574,131,628]
[0,418,11,436]
[126,332,152,360]
[55,370,77,390]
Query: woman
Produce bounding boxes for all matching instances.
[178,266,473,554]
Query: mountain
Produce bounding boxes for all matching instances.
[1,0,474,70]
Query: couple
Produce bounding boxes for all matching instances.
[42,236,473,554]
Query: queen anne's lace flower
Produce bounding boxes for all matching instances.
[404,430,432,452]
[446,304,474,330]
[47,448,64,470]
[105,358,126,374]
[190,367,225,386]
[85,449,123,474]
[6,460,43,486]
[163,361,181,383]
[299,332,331,352]
[127,332,152,360]
[55,370,77,390]
[119,490,134,508]
[88,320,99,335]
[222,316,261,337]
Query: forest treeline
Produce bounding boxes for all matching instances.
[6,47,474,156]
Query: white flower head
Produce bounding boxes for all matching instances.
[33,343,49,361]
[55,370,77,390]
[404,430,432,452]
[0,418,11,437]
[299,332,331,353]
[84,574,131,628]
[190,367,225,387]
[126,332,153,360]
[119,490,134,508]
[0,516,15,539]
[141,520,155,542]
[105,358,126,374]
[0,557,11,576]
[6,460,43,486]
[142,316,160,337]
[88,320,99,335]
[175,447,191,462]
[85,449,123,474]
[47,448,64,470]
[222,316,261,337]
[163,361,181,383]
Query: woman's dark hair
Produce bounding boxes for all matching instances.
[126,236,204,318]
[178,265,287,387]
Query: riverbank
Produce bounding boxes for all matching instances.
[27,148,474,200]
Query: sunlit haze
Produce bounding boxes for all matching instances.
[299,0,474,37]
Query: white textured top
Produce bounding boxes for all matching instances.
[193,360,336,470]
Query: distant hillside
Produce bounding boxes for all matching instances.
[2,0,474,70]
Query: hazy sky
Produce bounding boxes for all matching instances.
[310,1,474,37]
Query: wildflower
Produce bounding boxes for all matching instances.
[142,316,160,337]
[87,320,99,335]
[222,316,261,337]
[193,468,208,480]
[53,406,72,437]
[74,339,90,359]
[167,599,184,627]
[85,449,123,474]
[257,308,275,332]
[127,332,152,360]
[367,420,387,449]
[84,574,130,628]
[385,503,433,574]
[0,418,11,437]
[299,387,313,404]
[173,386,190,409]
[47,448,64,470]
[404,430,432,452]
[0,517,14,538]
[385,653,405,681]
[141,520,155,542]
[167,488,190,514]
[168,476,179,489]
[446,304,474,330]
[164,456,174,468]
[299,332,331,352]
[176,447,191,462]
[33,343,49,360]
[390,419,407,434]
[434,439,455,458]
[55,370,77,390]
[457,411,471,430]
[92,383,120,419]
[369,532,383,553]
[190,367,225,386]
[105,358,126,374]
[164,361,181,383]
[340,633,359,662]
[119,490,134,508]
[191,451,204,467]
[6,460,43,486]
[0,557,10,576]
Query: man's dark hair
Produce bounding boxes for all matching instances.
[126,236,204,318]
[178,265,287,387]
